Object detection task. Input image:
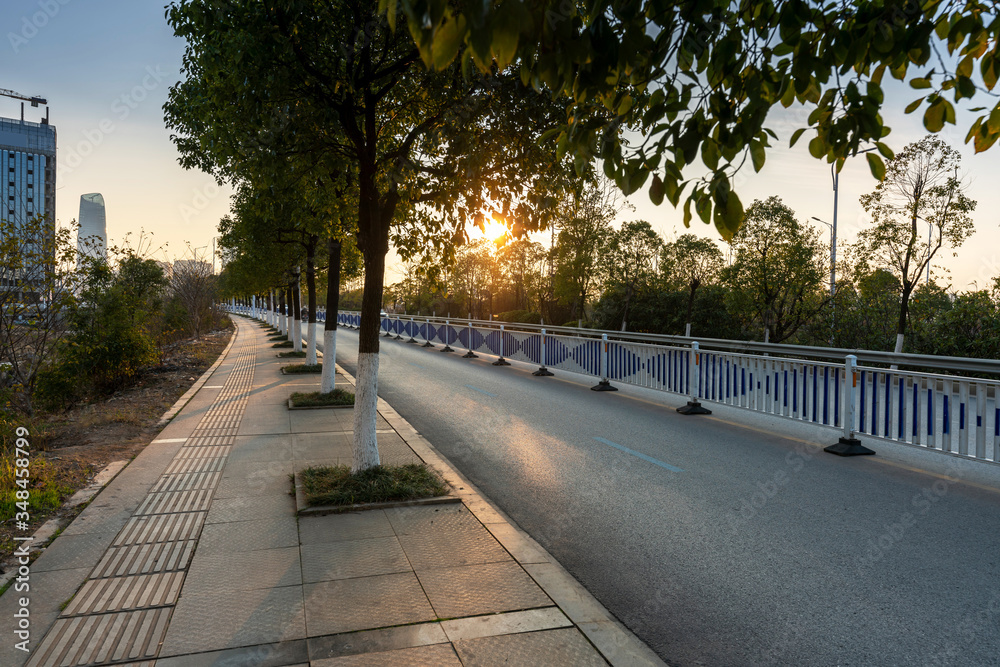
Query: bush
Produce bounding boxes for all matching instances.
[497,310,542,324]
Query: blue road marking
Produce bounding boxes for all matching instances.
[593,437,684,473]
[408,362,425,369]
[465,384,497,397]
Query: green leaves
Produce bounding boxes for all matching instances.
[431,13,466,69]
[866,152,885,181]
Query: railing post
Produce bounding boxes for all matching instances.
[492,324,511,366]
[407,317,417,344]
[677,341,711,414]
[591,333,617,391]
[441,320,454,352]
[825,354,875,456]
[533,328,554,376]
[394,316,404,340]
[421,318,435,347]
[463,319,478,358]
[382,313,393,337]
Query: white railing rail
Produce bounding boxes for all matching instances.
[332,310,1000,465]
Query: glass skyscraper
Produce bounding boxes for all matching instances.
[78,192,107,262]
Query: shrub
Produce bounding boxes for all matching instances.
[497,310,542,324]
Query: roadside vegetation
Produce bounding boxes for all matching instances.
[0,229,232,560]
[301,463,447,508]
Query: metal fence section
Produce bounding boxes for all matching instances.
[329,311,1000,464]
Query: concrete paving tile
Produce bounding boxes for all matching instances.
[416,562,552,619]
[291,410,390,434]
[307,623,447,661]
[214,468,292,498]
[298,511,394,545]
[205,493,295,524]
[300,537,410,583]
[228,434,294,464]
[238,409,291,435]
[57,503,133,538]
[385,505,482,536]
[155,640,308,667]
[461,499,508,525]
[159,585,306,656]
[196,517,299,554]
[396,527,511,571]
[0,611,56,667]
[303,573,435,636]
[441,607,570,642]
[292,433,354,460]
[30,532,111,573]
[453,627,608,666]
[0,566,90,615]
[184,546,301,592]
[312,643,462,666]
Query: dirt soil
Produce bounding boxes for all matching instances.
[0,325,234,563]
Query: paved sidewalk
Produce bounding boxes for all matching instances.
[2,317,663,666]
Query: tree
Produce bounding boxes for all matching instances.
[855,136,976,353]
[723,197,827,343]
[552,181,617,321]
[401,1,1000,239]
[603,220,664,330]
[659,234,725,334]
[165,1,573,471]
[171,250,218,339]
[0,216,77,415]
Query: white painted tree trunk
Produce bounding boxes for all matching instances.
[894,333,905,354]
[306,321,317,365]
[293,313,303,352]
[321,329,337,393]
[352,352,381,472]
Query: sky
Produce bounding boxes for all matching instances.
[2,1,998,291]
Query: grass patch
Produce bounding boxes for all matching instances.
[302,463,448,507]
[290,389,354,407]
[268,334,288,340]
[272,340,296,348]
[278,350,308,358]
[282,364,323,374]
[0,455,76,523]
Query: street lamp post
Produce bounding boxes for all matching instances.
[811,216,835,297]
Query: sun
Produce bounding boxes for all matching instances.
[474,213,508,244]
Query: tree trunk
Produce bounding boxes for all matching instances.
[306,238,318,366]
[353,241,385,473]
[322,239,342,394]
[292,272,303,353]
[278,289,286,335]
[685,278,699,330]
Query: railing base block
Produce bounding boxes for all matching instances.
[591,380,618,392]
[677,401,712,415]
[406,338,417,344]
[382,331,393,337]
[492,357,511,366]
[422,342,435,348]
[824,437,876,457]
[441,345,454,352]
[462,351,478,358]
[532,367,554,377]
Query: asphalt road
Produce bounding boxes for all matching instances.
[329,326,1000,667]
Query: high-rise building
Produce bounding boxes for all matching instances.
[0,111,57,294]
[78,193,107,263]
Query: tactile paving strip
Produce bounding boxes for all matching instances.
[60,572,185,616]
[27,321,260,666]
[26,608,172,666]
[113,513,206,547]
[91,540,197,579]
[150,471,222,493]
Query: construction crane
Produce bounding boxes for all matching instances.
[0,89,46,106]
[0,88,48,123]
